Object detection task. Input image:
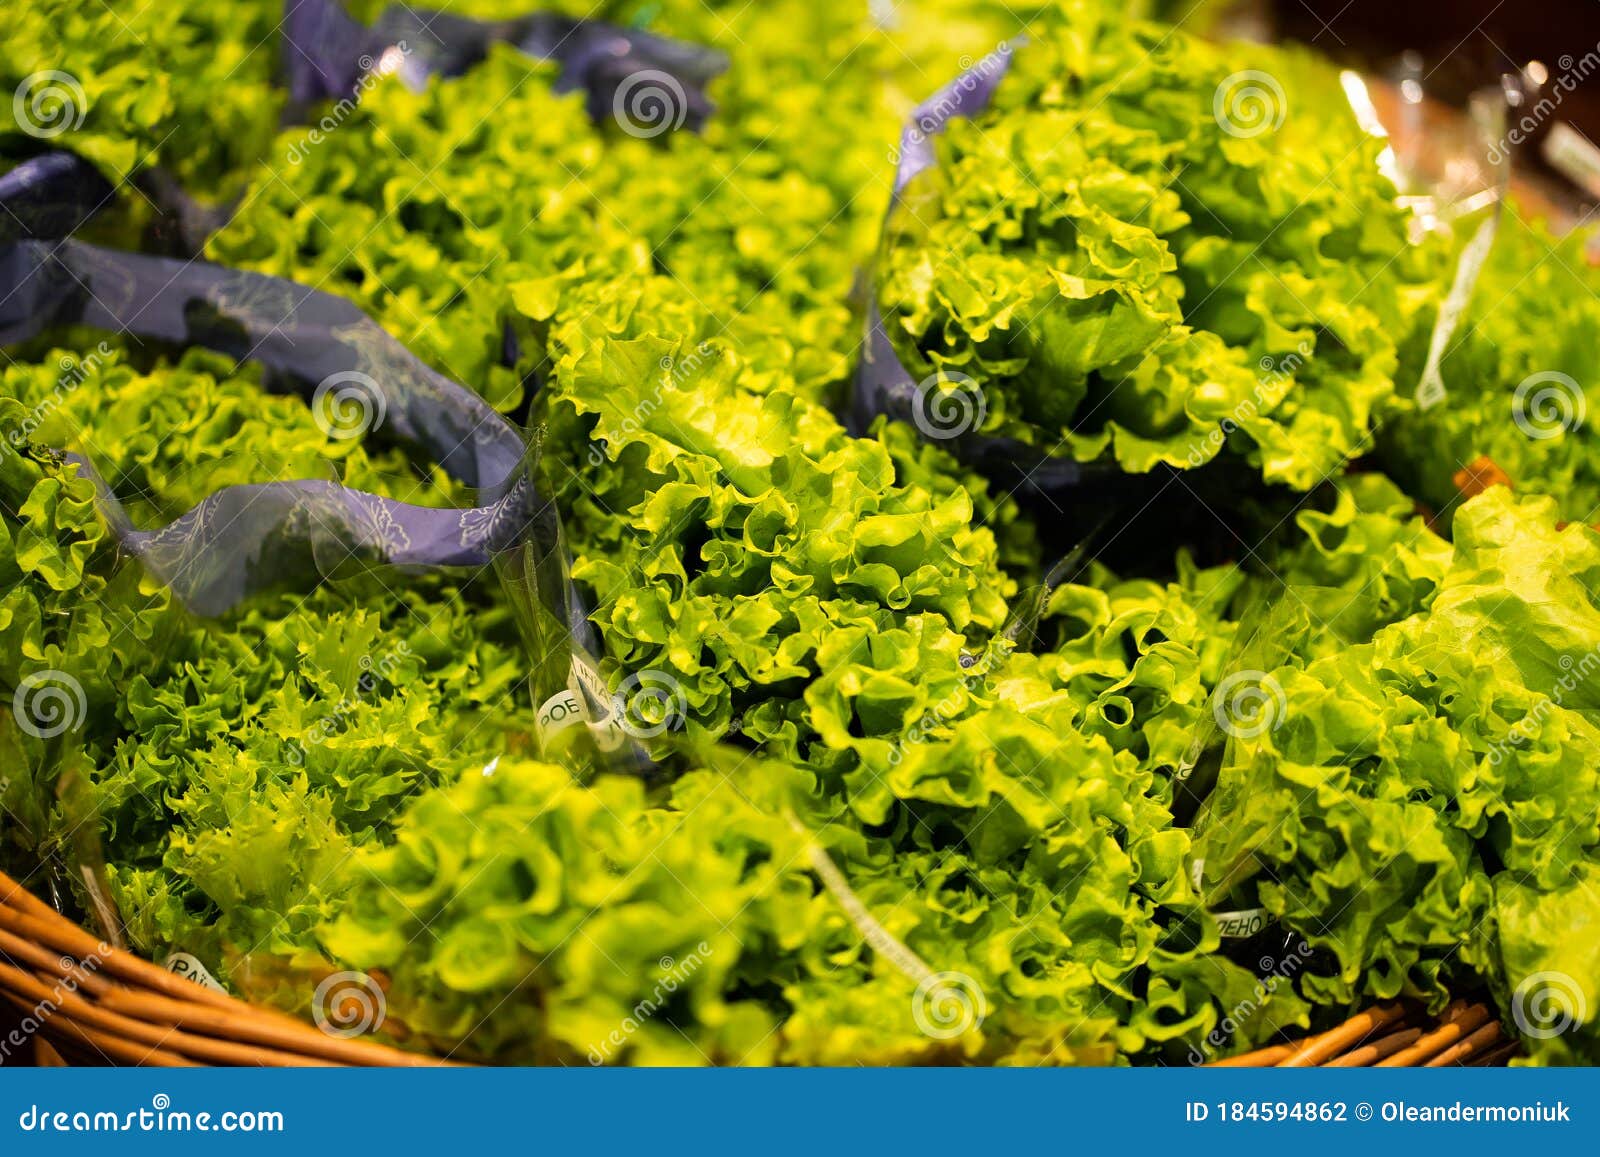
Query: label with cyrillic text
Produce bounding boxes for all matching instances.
[163,952,227,994]
[537,688,586,739]
[1213,908,1271,939]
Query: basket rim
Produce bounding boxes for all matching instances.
[1,867,1516,1068]
[1210,1000,1517,1068]
[0,868,444,1067]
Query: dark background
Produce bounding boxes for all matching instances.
[1280,0,1600,136]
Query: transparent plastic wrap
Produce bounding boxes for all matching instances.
[0,5,726,260]
[0,238,536,615]
[282,0,728,131]
[850,42,1114,499]
[0,0,719,972]
[0,152,114,245]
[490,426,659,778]
[0,240,657,970]
[852,29,1533,508]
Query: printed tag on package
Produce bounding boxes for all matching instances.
[536,657,627,751]
[163,952,227,994]
[1212,908,1272,939]
[1544,122,1600,199]
[536,687,586,739]
[569,656,628,752]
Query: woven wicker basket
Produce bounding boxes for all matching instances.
[1,867,1515,1067]
[0,869,439,1066]
[1212,1001,1517,1068]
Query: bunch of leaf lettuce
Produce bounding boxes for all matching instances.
[10,0,1595,1068]
[316,733,1310,1065]
[0,342,534,965]
[542,272,1028,777]
[207,0,1071,419]
[0,324,1318,1066]
[534,262,1323,1064]
[1381,208,1600,526]
[873,0,1443,488]
[207,2,906,416]
[0,0,284,196]
[1192,482,1600,1062]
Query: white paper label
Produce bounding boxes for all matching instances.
[536,688,586,739]
[568,655,610,705]
[1544,122,1600,197]
[568,657,627,751]
[163,951,226,994]
[1213,908,1271,939]
[535,658,628,751]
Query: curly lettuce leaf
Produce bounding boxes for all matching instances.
[876,2,1431,488]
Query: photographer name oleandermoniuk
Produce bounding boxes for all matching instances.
[1185,1099,1574,1125]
